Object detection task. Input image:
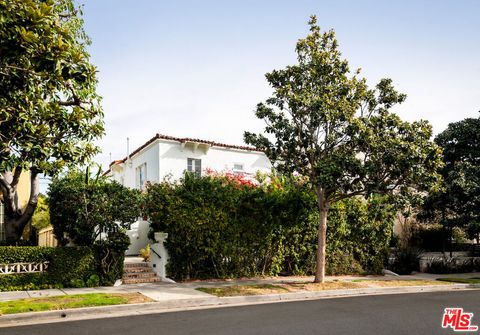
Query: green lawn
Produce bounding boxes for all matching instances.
[436,277,480,284]
[0,293,152,315]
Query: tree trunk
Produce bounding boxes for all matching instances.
[1,170,39,244]
[449,225,453,258]
[314,186,329,283]
[441,224,446,256]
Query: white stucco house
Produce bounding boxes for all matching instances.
[106,133,272,189]
[105,133,272,256]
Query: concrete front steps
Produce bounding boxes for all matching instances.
[123,261,161,284]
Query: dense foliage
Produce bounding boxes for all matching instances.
[244,16,442,282]
[420,116,480,238]
[48,170,141,246]
[31,194,51,231]
[144,173,396,281]
[0,246,95,291]
[45,170,139,286]
[387,246,422,275]
[408,224,468,252]
[0,245,126,291]
[0,0,103,242]
[425,257,480,274]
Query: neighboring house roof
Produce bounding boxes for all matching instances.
[107,133,262,170]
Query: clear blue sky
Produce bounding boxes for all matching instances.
[78,0,480,169]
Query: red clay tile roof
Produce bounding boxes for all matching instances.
[108,133,261,168]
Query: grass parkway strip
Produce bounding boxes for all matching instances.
[0,293,152,315]
[196,279,453,297]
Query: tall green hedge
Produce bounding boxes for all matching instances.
[144,173,396,280]
[0,246,122,291]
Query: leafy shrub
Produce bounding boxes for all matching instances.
[388,247,423,275]
[47,247,96,285]
[0,246,54,263]
[0,273,59,292]
[425,257,458,274]
[46,169,134,287]
[69,278,86,288]
[140,244,150,262]
[144,173,396,280]
[0,246,123,291]
[326,250,363,275]
[31,195,51,231]
[425,257,480,274]
[86,274,100,287]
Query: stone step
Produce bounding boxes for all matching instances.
[124,262,149,268]
[122,277,162,285]
[123,272,158,279]
[122,261,160,284]
[123,267,153,274]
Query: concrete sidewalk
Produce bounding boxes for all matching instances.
[0,282,212,302]
[1,273,480,328]
[1,272,480,302]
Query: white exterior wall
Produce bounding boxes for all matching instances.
[110,139,271,188]
[125,220,150,256]
[158,140,271,181]
[111,141,160,188]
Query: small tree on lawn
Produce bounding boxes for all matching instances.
[244,16,442,282]
[0,0,103,243]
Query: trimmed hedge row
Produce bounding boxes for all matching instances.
[145,173,396,281]
[0,246,123,291]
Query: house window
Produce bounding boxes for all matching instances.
[136,163,147,190]
[187,158,201,176]
[0,201,4,242]
[233,163,244,175]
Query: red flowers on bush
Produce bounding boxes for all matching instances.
[204,168,257,188]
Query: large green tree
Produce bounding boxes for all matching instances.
[48,169,141,246]
[0,0,103,243]
[420,116,480,249]
[244,17,442,282]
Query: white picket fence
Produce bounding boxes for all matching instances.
[0,262,49,275]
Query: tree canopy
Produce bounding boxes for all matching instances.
[420,116,480,234]
[0,0,103,242]
[244,16,442,282]
[48,169,142,246]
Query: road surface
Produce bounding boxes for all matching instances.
[2,290,479,335]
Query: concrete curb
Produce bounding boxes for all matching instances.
[1,283,479,327]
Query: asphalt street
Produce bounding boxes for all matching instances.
[2,290,479,335]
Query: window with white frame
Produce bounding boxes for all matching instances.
[187,158,201,176]
[0,201,4,242]
[233,163,244,175]
[136,163,147,190]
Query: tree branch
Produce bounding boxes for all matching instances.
[13,170,39,230]
[10,167,22,189]
[0,173,13,198]
[330,188,367,202]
